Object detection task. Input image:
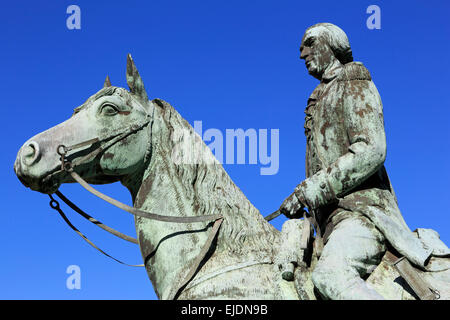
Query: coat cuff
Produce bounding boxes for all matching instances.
[294,169,338,210]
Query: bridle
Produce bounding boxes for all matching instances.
[47,111,223,299]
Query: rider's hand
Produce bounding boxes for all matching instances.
[279,192,305,219]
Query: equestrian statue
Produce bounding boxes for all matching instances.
[14,23,449,300]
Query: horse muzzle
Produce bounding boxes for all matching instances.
[14,139,60,193]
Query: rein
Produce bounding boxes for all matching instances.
[47,115,223,299]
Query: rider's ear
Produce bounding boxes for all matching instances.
[126,54,149,103]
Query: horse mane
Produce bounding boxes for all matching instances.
[151,98,278,255]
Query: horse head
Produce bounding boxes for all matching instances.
[14,54,285,300]
[14,54,153,195]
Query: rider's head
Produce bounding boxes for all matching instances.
[300,23,353,80]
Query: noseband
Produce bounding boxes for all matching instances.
[47,112,223,299]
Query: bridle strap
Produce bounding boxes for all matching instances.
[50,190,223,297]
[58,116,222,223]
[54,190,138,244]
[58,119,151,171]
[167,217,223,300]
[48,194,144,267]
[69,170,223,223]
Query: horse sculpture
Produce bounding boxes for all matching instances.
[14,55,450,300]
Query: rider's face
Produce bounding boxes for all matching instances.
[300,33,335,80]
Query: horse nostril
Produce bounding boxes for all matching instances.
[22,141,40,166]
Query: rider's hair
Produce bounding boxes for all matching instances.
[305,23,353,65]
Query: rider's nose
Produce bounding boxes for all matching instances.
[300,47,310,60]
[21,141,41,167]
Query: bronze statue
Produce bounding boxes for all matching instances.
[14,26,449,300]
[279,23,449,299]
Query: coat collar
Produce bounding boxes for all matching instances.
[321,60,343,83]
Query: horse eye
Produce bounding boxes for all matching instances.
[101,103,119,116]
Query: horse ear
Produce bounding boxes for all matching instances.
[103,75,112,87]
[126,54,148,102]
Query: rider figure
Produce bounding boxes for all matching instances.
[279,23,432,300]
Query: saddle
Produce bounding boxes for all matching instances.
[275,218,450,300]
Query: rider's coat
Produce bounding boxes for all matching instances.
[294,61,432,267]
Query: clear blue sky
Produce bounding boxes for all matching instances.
[1,0,449,299]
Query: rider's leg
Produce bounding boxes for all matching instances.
[311,212,386,300]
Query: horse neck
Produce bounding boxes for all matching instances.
[129,100,278,299]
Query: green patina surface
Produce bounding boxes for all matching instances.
[14,24,450,300]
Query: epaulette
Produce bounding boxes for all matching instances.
[337,62,372,81]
